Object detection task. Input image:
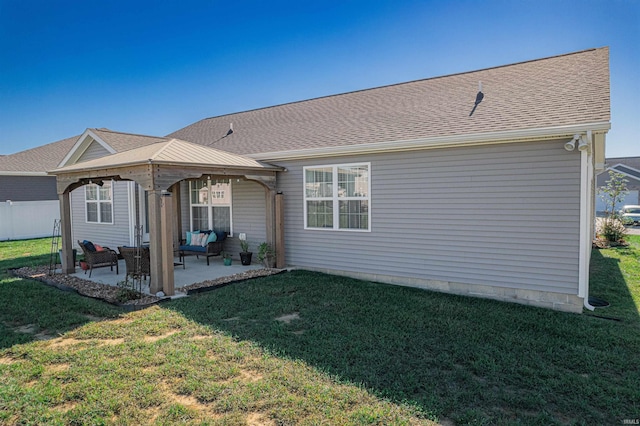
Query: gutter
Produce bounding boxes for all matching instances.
[249,121,611,161]
[579,131,596,311]
[0,171,50,176]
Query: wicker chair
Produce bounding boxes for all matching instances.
[118,246,150,282]
[77,240,119,277]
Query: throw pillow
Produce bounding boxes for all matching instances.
[94,244,104,252]
[186,230,200,245]
[206,231,217,245]
[191,233,207,247]
[83,240,96,252]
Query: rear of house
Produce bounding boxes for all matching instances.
[274,141,583,310]
[170,47,610,313]
[51,47,610,312]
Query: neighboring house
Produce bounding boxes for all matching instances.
[596,157,640,214]
[0,136,77,240]
[47,47,609,313]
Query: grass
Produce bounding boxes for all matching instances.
[0,236,638,424]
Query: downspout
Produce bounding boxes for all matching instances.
[579,131,595,311]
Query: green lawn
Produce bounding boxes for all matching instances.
[0,236,638,425]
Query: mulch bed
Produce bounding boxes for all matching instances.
[10,266,284,307]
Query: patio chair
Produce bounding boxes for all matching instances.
[118,246,150,283]
[77,240,119,278]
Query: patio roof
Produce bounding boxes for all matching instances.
[48,138,283,195]
[49,138,281,175]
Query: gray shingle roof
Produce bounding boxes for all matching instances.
[0,135,79,173]
[3,47,610,173]
[168,47,610,156]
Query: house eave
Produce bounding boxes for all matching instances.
[249,121,612,161]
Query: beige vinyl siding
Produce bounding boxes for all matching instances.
[276,140,581,295]
[71,181,132,249]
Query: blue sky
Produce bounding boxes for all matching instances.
[1,0,638,157]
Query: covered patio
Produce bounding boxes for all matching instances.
[71,254,268,296]
[49,139,286,297]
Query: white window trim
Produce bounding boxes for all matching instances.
[303,162,371,232]
[85,181,114,224]
[188,178,234,236]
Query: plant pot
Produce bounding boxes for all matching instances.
[262,254,275,268]
[239,252,253,265]
[79,261,89,271]
[223,258,232,266]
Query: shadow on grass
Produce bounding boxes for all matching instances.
[589,245,640,324]
[0,276,123,349]
[167,270,640,424]
[0,254,52,273]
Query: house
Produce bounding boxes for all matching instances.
[596,156,640,214]
[0,136,77,240]
[48,47,610,313]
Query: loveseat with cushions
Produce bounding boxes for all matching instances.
[178,230,227,265]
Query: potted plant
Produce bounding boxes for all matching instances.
[222,252,232,266]
[257,242,275,268]
[239,239,253,265]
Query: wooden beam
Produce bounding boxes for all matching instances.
[275,192,285,268]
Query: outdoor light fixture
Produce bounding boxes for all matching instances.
[577,135,589,151]
[563,134,581,151]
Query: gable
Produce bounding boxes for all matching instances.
[58,129,116,168]
[610,164,640,183]
[78,140,112,162]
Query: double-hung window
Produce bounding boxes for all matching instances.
[189,178,232,233]
[304,163,370,231]
[85,182,113,224]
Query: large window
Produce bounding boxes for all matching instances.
[189,178,232,233]
[85,182,113,224]
[304,163,370,231]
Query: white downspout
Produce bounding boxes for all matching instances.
[579,132,595,311]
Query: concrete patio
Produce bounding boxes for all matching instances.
[72,254,265,297]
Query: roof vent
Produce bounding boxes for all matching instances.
[469,82,484,117]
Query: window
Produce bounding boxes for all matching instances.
[189,178,232,233]
[304,163,370,231]
[85,182,113,224]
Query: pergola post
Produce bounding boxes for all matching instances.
[265,188,276,251]
[149,190,175,296]
[148,190,163,294]
[160,192,175,296]
[59,191,75,274]
[275,192,285,268]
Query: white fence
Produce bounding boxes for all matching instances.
[0,200,60,241]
